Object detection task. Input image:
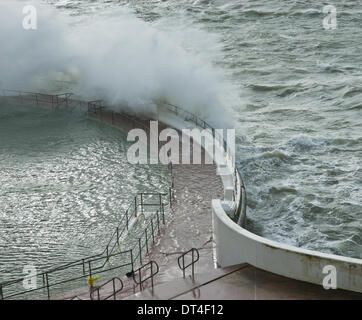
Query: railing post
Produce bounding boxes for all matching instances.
[141,193,144,215]
[45,273,50,299]
[151,262,154,294]
[82,259,85,276]
[88,261,92,278]
[135,197,137,217]
[151,219,155,245]
[145,229,149,253]
[112,278,116,301]
[156,211,160,234]
[162,203,165,225]
[130,250,134,274]
[182,257,185,278]
[192,249,195,282]
[169,188,172,206]
[138,238,142,265]
[116,227,119,245]
[0,284,3,300]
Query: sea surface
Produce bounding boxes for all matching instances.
[0,103,169,282]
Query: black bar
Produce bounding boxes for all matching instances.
[130,250,134,273]
[156,211,160,234]
[145,229,149,253]
[141,194,144,215]
[162,203,165,224]
[192,249,195,281]
[151,219,155,244]
[82,259,85,275]
[135,197,137,217]
[151,262,154,294]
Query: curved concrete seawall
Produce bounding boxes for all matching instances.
[212,200,362,293]
[156,103,362,294]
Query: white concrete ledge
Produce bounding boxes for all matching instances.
[212,199,362,293]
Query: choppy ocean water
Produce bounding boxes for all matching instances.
[0,103,169,282]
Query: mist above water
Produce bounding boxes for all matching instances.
[0,0,232,126]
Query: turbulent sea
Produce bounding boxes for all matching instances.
[0,103,169,281]
[1,0,361,272]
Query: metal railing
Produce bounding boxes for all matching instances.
[0,249,133,300]
[132,261,159,292]
[87,100,153,134]
[0,89,74,109]
[159,101,247,227]
[90,277,124,301]
[177,248,200,281]
[0,192,170,300]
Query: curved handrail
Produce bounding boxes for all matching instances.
[90,277,124,301]
[132,261,159,292]
[177,248,200,280]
